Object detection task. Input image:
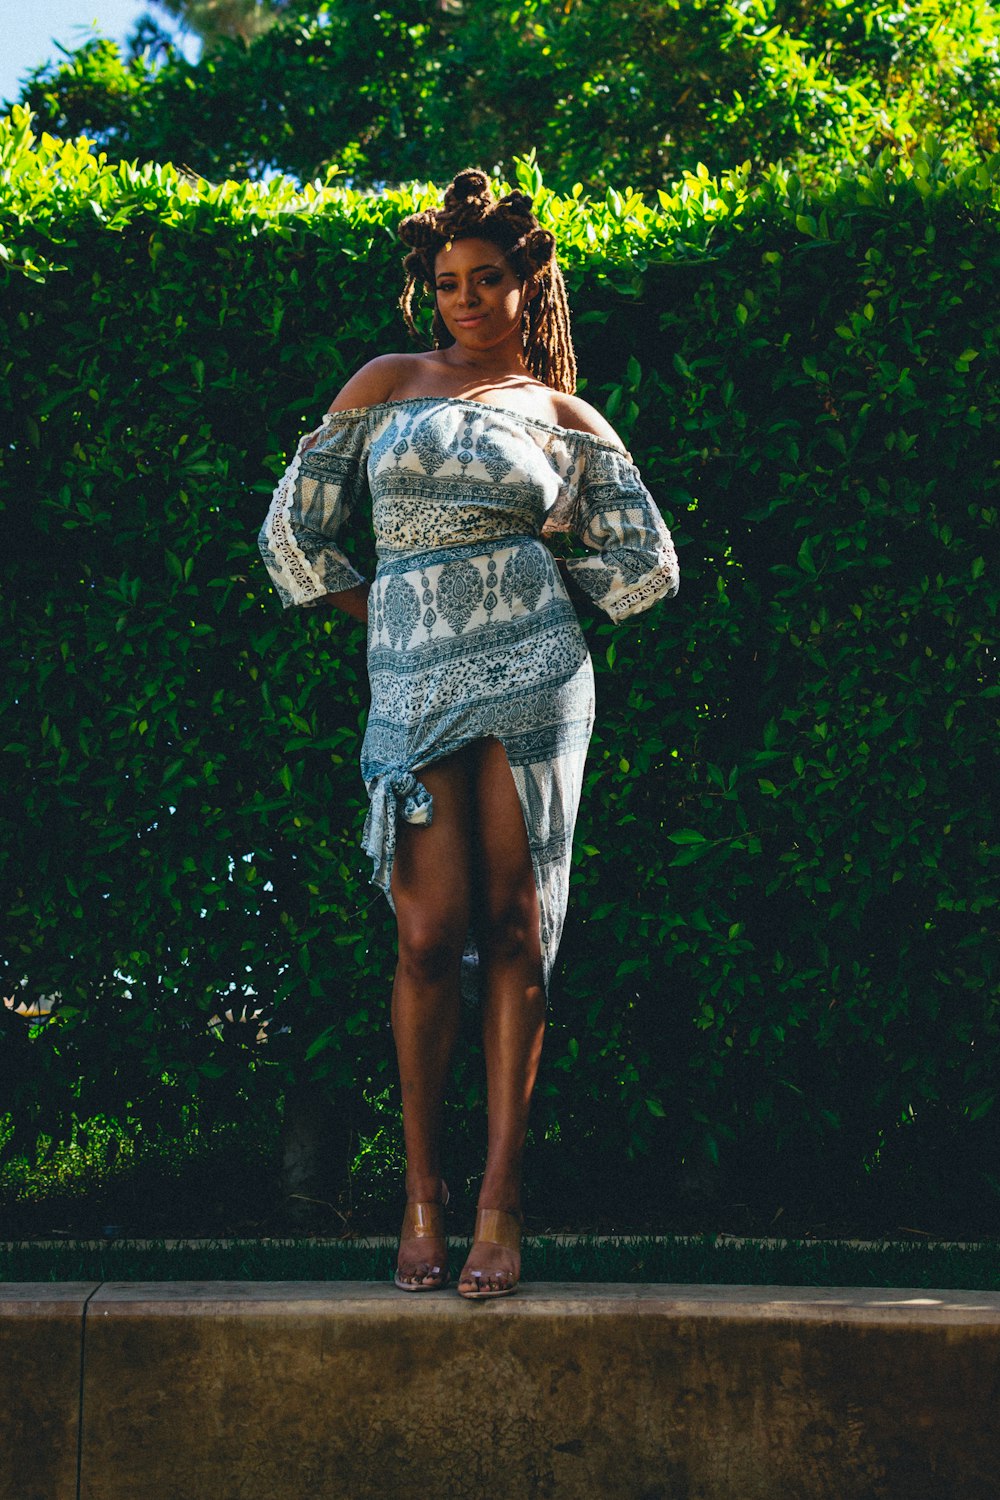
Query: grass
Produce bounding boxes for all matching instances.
[2,1234,1000,1289]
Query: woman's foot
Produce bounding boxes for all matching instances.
[457,1206,522,1298]
[394,1180,450,1291]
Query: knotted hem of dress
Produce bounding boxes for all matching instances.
[361,765,434,897]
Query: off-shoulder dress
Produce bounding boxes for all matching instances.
[258,395,679,991]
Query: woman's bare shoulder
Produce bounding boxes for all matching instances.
[326,353,430,413]
[549,391,624,446]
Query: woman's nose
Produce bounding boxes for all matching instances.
[457,281,480,307]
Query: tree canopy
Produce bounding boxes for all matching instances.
[14,1,1000,192]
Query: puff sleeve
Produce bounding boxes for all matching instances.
[559,442,679,621]
[258,409,369,609]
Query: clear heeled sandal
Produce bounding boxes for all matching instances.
[394,1184,450,1292]
[457,1207,522,1299]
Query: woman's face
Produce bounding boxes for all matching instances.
[433,237,534,354]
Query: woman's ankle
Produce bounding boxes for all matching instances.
[404,1170,447,1204]
[476,1170,522,1217]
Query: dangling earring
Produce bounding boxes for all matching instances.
[432,307,453,350]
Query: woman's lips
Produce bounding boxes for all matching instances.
[455,314,487,326]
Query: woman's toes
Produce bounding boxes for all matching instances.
[457,1246,518,1294]
[400,1259,432,1284]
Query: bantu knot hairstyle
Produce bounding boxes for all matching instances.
[397,168,577,394]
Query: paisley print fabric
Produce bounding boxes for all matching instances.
[258,396,679,990]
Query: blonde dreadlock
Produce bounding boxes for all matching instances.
[397,168,578,395]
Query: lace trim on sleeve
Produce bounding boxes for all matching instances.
[605,550,680,620]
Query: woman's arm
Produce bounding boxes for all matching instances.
[555,425,679,622]
[554,556,591,609]
[309,357,420,621]
[322,580,370,623]
[326,353,413,414]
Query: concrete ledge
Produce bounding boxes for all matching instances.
[3,1281,1000,1498]
[0,1283,98,1500]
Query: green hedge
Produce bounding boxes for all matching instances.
[1,110,998,1222]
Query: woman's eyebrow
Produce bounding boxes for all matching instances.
[437,263,503,277]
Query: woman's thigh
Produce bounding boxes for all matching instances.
[470,739,541,966]
[390,751,475,959]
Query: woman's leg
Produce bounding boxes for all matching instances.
[390,752,472,1285]
[458,738,546,1294]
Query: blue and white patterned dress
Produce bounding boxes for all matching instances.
[259,396,679,989]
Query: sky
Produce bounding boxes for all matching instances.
[0,0,196,107]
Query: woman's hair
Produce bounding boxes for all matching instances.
[397,168,577,394]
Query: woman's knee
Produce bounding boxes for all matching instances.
[479,888,541,968]
[395,915,465,985]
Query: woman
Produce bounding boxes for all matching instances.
[258,169,679,1298]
